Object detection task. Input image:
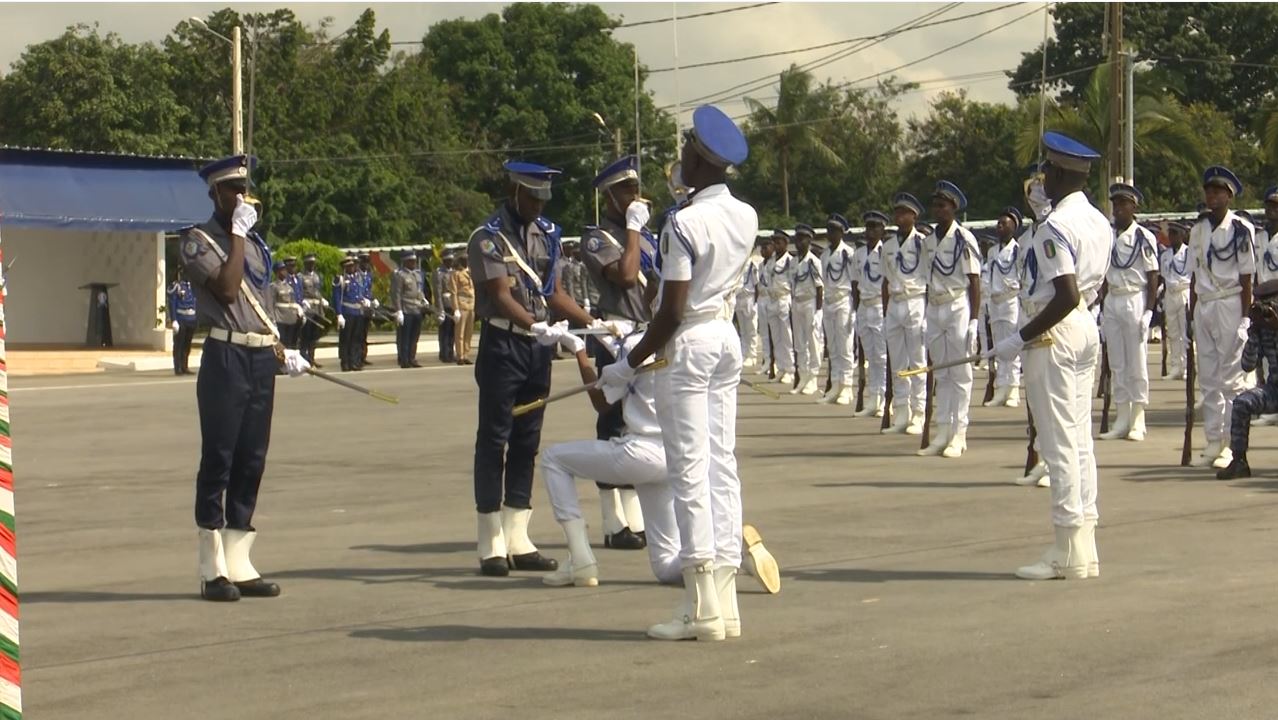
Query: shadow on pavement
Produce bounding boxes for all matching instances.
[813,480,1014,489]
[23,591,197,604]
[349,624,645,643]
[350,541,476,555]
[787,567,1018,583]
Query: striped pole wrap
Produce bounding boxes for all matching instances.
[0,236,20,720]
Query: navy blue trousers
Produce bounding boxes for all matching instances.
[1230,383,1278,457]
[439,317,456,362]
[473,323,552,513]
[397,311,423,366]
[172,322,196,374]
[339,313,365,369]
[195,340,276,530]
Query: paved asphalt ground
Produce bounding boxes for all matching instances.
[11,350,1278,719]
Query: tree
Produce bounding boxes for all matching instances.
[742,66,845,218]
[1009,3,1278,131]
[1015,65,1205,209]
[898,92,1027,220]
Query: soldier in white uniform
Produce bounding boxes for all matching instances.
[1099,183,1160,442]
[736,245,762,368]
[1159,222,1192,381]
[853,210,889,417]
[789,224,824,395]
[755,238,777,375]
[599,105,757,642]
[991,132,1108,581]
[1188,166,1256,470]
[881,193,930,435]
[764,230,796,385]
[917,181,981,458]
[820,213,857,405]
[983,207,1023,408]
[1252,187,1278,422]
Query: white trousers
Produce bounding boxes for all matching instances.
[792,299,821,378]
[855,302,887,396]
[924,296,974,433]
[884,297,928,414]
[656,319,743,569]
[988,299,1021,388]
[823,299,855,385]
[541,436,680,583]
[766,299,794,373]
[1194,297,1248,443]
[757,299,771,369]
[736,300,760,363]
[1164,288,1189,375]
[1024,307,1100,527]
[1102,292,1150,405]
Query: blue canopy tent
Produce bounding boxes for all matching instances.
[0,148,212,350]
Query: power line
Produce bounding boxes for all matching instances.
[646,2,1024,75]
[614,3,779,29]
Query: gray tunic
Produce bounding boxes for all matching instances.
[391,268,429,313]
[467,205,561,322]
[179,216,273,334]
[271,280,302,325]
[581,215,654,322]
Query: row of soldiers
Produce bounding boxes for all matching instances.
[168,250,477,374]
[731,166,1278,476]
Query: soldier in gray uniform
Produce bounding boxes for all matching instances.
[297,253,327,368]
[433,250,456,363]
[468,160,596,577]
[179,154,309,603]
[391,251,430,368]
[580,155,658,550]
[270,261,303,354]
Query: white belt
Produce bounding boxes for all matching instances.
[176,308,196,316]
[207,327,275,348]
[342,302,363,311]
[1200,287,1241,303]
[991,290,1019,304]
[890,289,925,302]
[927,289,966,305]
[1107,286,1142,297]
[487,318,535,337]
[277,302,302,310]
[857,295,882,306]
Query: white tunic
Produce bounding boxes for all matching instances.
[881,228,929,299]
[821,243,856,305]
[1021,191,1112,311]
[852,242,885,304]
[924,222,980,302]
[984,238,1022,302]
[765,252,795,302]
[1159,244,1192,294]
[1187,210,1256,297]
[791,250,824,302]
[1105,223,1159,295]
[658,183,760,319]
[1256,227,1278,284]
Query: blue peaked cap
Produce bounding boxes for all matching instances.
[862,210,890,226]
[794,223,816,237]
[933,180,967,212]
[827,213,850,231]
[593,155,640,189]
[198,154,257,187]
[999,206,1023,226]
[1109,182,1144,205]
[892,192,923,216]
[1264,185,1278,204]
[504,160,562,200]
[689,105,748,167]
[1203,166,1243,196]
[771,228,790,240]
[1043,132,1100,171]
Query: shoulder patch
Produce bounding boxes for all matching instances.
[181,235,207,260]
[587,236,603,253]
[480,238,500,259]
[1043,238,1057,259]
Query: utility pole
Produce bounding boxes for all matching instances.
[1106,1,1123,196]
[1124,50,1135,183]
[232,25,243,155]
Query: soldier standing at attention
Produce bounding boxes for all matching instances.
[333,255,366,372]
[434,251,456,364]
[180,154,309,602]
[852,211,889,417]
[789,224,824,396]
[169,267,198,375]
[881,192,929,435]
[270,261,303,354]
[297,253,326,368]
[390,251,429,368]
[450,253,476,364]
[467,160,595,577]
[983,207,1023,408]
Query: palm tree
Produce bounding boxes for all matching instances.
[1015,65,1204,201]
[744,66,844,218]
[1256,103,1278,167]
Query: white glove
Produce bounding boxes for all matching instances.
[321,298,330,308]
[559,332,586,355]
[1026,179,1052,221]
[531,320,569,347]
[454,310,461,321]
[372,299,380,309]
[171,320,180,332]
[1140,310,1153,337]
[231,195,258,237]
[395,310,405,326]
[437,312,446,323]
[1240,316,1252,340]
[598,360,637,404]
[967,318,980,355]
[283,349,310,377]
[361,298,372,308]
[625,201,651,232]
[338,315,346,329]
[993,332,1024,363]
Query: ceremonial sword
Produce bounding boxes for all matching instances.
[512,358,668,417]
[896,336,1054,378]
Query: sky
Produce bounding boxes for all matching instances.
[0,1,1053,122]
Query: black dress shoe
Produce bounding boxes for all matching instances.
[234,577,281,597]
[1217,457,1251,480]
[479,557,510,576]
[509,552,558,571]
[364,359,374,366]
[410,362,423,368]
[604,527,646,550]
[312,361,323,369]
[201,577,241,602]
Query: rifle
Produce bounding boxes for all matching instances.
[854,337,866,413]
[881,349,894,431]
[1024,394,1038,475]
[1159,304,1168,378]
[919,354,934,451]
[1180,315,1196,466]
[1098,339,1112,434]
[982,316,996,404]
